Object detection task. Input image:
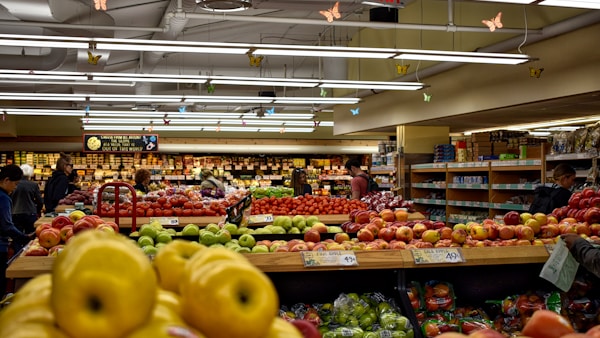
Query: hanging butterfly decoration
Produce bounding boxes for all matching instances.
[529,67,544,78]
[280,127,286,134]
[215,124,221,132]
[265,107,275,115]
[206,83,215,94]
[94,0,107,11]
[423,93,432,102]
[350,107,360,116]
[320,88,328,97]
[314,121,321,127]
[178,106,186,113]
[28,70,35,75]
[163,114,171,125]
[84,111,90,125]
[146,122,154,132]
[482,12,503,32]
[248,54,264,67]
[396,64,410,75]
[2,111,6,122]
[242,120,247,126]
[320,1,341,23]
[87,50,102,65]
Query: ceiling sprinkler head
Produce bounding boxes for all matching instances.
[196,0,252,12]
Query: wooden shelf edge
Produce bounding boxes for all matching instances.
[7,246,550,279]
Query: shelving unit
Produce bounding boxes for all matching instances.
[545,152,597,187]
[369,165,397,190]
[410,160,543,225]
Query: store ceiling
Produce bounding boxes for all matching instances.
[0,0,598,138]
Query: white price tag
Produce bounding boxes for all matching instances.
[301,250,358,267]
[411,248,465,264]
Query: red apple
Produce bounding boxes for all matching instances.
[575,222,592,236]
[38,228,61,249]
[438,227,453,240]
[59,225,73,242]
[394,209,408,222]
[569,193,582,209]
[35,223,52,237]
[389,240,407,250]
[290,243,309,252]
[502,211,520,226]
[369,217,385,229]
[354,211,370,224]
[483,223,499,240]
[582,187,595,198]
[395,226,414,243]
[103,221,120,233]
[311,222,328,234]
[584,207,600,224]
[515,225,535,241]
[365,223,380,238]
[412,223,428,238]
[333,232,350,244]
[451,228,467,244]
[379,209,395,222]
[303,229,321,243]
[290,319,321,338]
[539,224,560,238]
[311,243,328,251]
[24,245,49,256]
[51,215,73,230]
[72,217,97,234]
[378,227,396,242]
[356,228,375,242]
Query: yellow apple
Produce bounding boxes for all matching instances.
[0,294,55,334]
[51,231,158,338]
[263,317,303,338]
[180,260,279,338]
[183,246,251,278]
[1,322,70,338]
[156,288,182,316]
[153,239,206,294]
[11,273,52,304]
[124,321,205,338]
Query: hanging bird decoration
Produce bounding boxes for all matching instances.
[482,12,503,32]
[163,114,171,125]
[529,67,544,78]
[350,107,360,116]
[320,88,328,97]
[396,64,410,75]
[320,1,341,23]
[423,93,432,102]
[94,0,107,11]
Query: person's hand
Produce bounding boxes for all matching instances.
[560,233,581,250]
[27,232,36,240]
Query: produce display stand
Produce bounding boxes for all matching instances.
[96,182,139,231]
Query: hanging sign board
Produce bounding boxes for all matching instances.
[83,134,159,153]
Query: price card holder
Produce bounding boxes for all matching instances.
[225,165,232,170]
[149,217,179,226]
[411,248,465,265]
[248,214,274,224]
[260,165,267,170]
[234,165,242,170]
[301,251,358,267]
[247,164,254,170]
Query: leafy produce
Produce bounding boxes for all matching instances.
[250,186,294,199]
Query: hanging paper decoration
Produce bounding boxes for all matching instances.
[320,1,341,23]
[94,0,107,11]
[163,114,171,125]
[423,93,432,102]
[280,127,286,134]
[350,107,360,116]
[147,122,154,132]
[266,107,275,115]
[248,54,264,67]
[215,124,221,132]
[314,121,321,127]
[242,120,247,126]
[396,64,410,75]
[482,12,503,32]
[87,51,102,65]
[2,111,6,122]
[178,106,186,113]
[529,67,544,78]
[320,88,328,97]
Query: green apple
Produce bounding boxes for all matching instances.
[224,239,239,248]
[138,235,154,247]
[222,222,238,235]
[215,229,232,244]
[238,234,256,248]
[149,220,163,232]
[165,228,176,235]
[142,245,158,256]
[287,227,301,234]
[293,218,306,231]
[129,231,139,237]
[209,243,225,249]
[270,226,286,235]
[235,246,252,254]
[274,216,293,231]
[305,215,320,228]
[254,227,272,235]
[199,232,218,246]
[327,226,343,233]
[181,224,200,236]
[139,224,158,239]
[205,223,220,234]
[155,231,173,244]
[251,244,269,253]
[155,242,167,250]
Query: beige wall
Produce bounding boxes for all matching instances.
[399,126,450,153]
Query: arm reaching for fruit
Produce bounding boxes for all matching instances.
[561,233,600,278]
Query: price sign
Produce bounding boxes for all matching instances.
[248,214,274,224]
[283,165,289,170]
[225,165,232,170]
[260,165,267,170]
[411,248,465,265]
[149,217,179,226]
[301,250,358,267]
[234,165,242,170]
[247,164,254,170]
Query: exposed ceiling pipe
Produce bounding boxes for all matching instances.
[0,20,165,33]
[344,10,600,104]
[172,11,539,35]
[0,45,67,70]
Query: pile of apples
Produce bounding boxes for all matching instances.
[251,195,368,216]
[552,187,600,224]
[1,230,320,338]
[25,211,119,256]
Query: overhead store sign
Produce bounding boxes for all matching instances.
[83,134,159,153]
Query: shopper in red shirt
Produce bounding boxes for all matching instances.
[344,158,368,200]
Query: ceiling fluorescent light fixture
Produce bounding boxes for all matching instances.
[361,0,406,8]
[81,125,314,133]
[395,50,534,65]
[209,79,319,88]
[320,80,425,90]
[196,0,252,12]
[4,109,85,117]
[475,0,536,3]
[252,45,397,59]
[538,0,600,9]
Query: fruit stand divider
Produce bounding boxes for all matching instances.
[96,182,138,232]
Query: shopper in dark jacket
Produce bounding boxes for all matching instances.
[44,152,73,213]
[11,164,43,234]
[133,168,151,193]
[1,165,31,296]
[561,233,600,278]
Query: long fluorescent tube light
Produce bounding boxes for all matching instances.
[320,80,424,90]
[0,34,537,64]
[395,50,534,65]
[80,125,315,132]
[81,118,333,127]
[475,0,536,3]
[538,0,600,9]
[464,116,600,134]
